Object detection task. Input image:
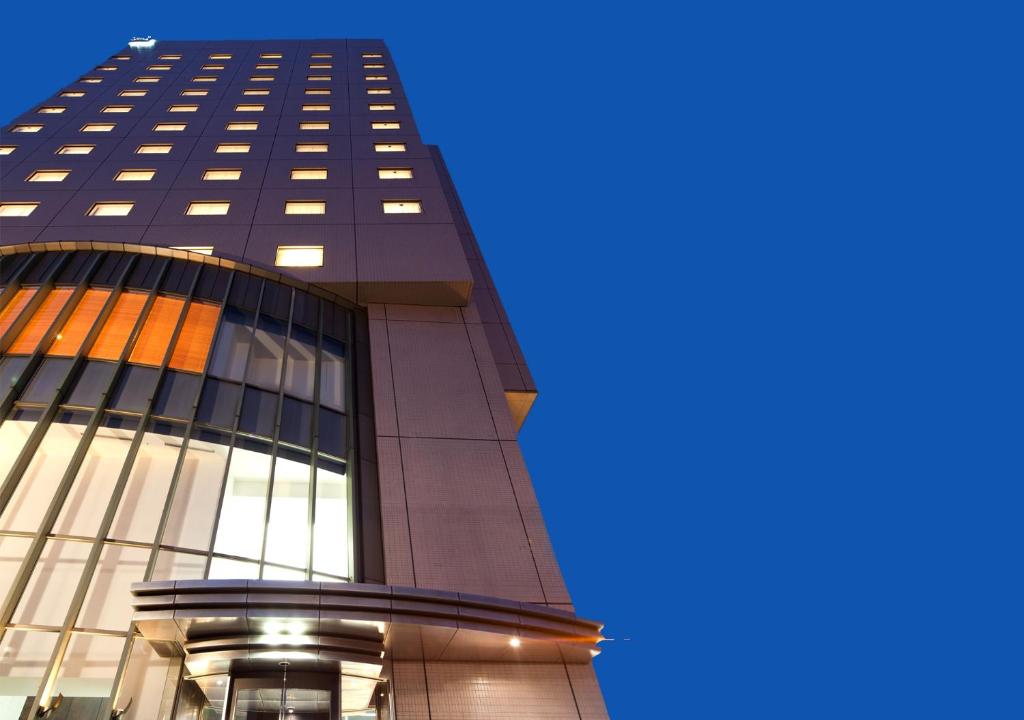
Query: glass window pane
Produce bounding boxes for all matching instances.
[0,356,30,400]
[52,414,136,537]
[313,456,349,578]
[116,637,182,720]
[109,422,185,544]
[0,535,32,596]
[319,335,345,411]
[279,396,312,448]
[169,301,219,372]
[196,378,240,428]
[0,629,59,713]
[246,315,285,389]
[317,406,346,458]
[109,365,160,412]
[66,359,116,407]
[207,306,253,381]
[0,410,90,533]
[78,544,150,632]
[0,408,39,482]
[208,556,259,579]
[211,439,271,561]
[8,287,73,354]
[89,291,147,360]
[262,564,306,580]
[54,632,126,701]
[0,287,39,338]
[48,288,111,356]
[12,538,91,626]
[20,357,74,403]
[151,550,206,581]
[153,371,201,419]
[282,325,316,401]
[264,449,311,572]
[130,296,185,365]
[238,387,276,438]
[161,429,230,552]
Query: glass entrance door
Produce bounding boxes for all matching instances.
[229,666,338,720]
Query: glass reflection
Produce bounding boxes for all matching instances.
[212,439,271,561]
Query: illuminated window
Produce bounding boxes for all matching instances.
[168,104,198,112]
[0,203,39,217]
[136,144,172,154]
[80,123,115,132]
[129,296,185,365]
[243,88,270,96]
[363,63,385,69]
[147,64,172,71]
[57,144,94,155]
[209,53,232,60]
[225,121,258,130]
[115,169,156,181]
[203,169,242,180]
[47,289,110,356]
[291,168,328,180]
[309,64,333,71]
[0,146,16,155]
[371,121,401,130]
[365,75,388,81]
[27,170,70,182]
[250,75,274,82]
[159,54,182,60]
[11,125,43,133]
[60,91,86,98]
[307,75,331,81]
[96,65,118,71]
[255,63,279,69]
[112,55,130,60]
[216,143,250,153]
[134,76,160,83]
[101,105,133,113]
[186,201,231,216]
[170,245,214,254]
[80,76,103,83]
[295,143,327,153]
[362,53,383,59]
[378,167,414,180]
[275,245,323,267]
[8,288,73,354]
[36,106,66,114]
[181,89,208,96]
[305,88,331,95]
[201,64,225,71]
[261,52,283,59]
[310,52,333,58]
[284,201,325,215]
[119,89,148,97]
[169,301,220,372]
[153,122,187,132]
[367,88,392,95]
[382,200,422,214]
[369,103,396,111]
[299,121,330,130]
[373,142,406,152]
[192,76,217,82]
[87,202,134,217]
[234,104,264,112]
[302,104,330,112]
[89,291,147,359]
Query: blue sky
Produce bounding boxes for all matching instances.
[1,1,1015,717]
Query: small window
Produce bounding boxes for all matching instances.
[170,246,213,254]
[153,122,187,132]
[374,142,406,152]
[201,64,225,71]
[27,170,70,182]
[80,76,103,83]
[60,91,86,98]
[115,169,155,181]
[362,53,383,59]
[80,123,115,132]
[302,104,330,112]
[275,245,323,267]
[192,76,217,82]
[255,63,279,70]
[378,167,414,180]
[136,144,173,154]
[180,89,208,96]
[243,88,270,96]
[203,168,242,181]
[310,53,333,59]
[11,124,43,133]
[209,53,232,60]
[36,106,66,114]
[365,75,388,81]
[295,143,327,153]
[382,200,422,214]
[234,104,264,112]
[134,76,161,83]
[291,168,328,180]
[309,63,332,69]
[216,143,251,153]
[261,53,283,59]
[159,54,182,60]
[225,121,258,131]
[112,55,130,61]
[299,121,330,131]
[367,88,392,95]
[371,121,401,130]
[96,65,118,71]
[147,64,172,71]
[101,105,133,113]
[305,89,331,96]
[0,203,39,217]
[57,144,94,155]
[87,202,134,217]
[250,75,274,82]
[168,104,199,112]
[119,89,148,97]
[0,146,16,155]
[186,202,231,216]
[369,103,396,111]
[284,201,326,215]
[363,63,385,69]
[307,75,331,82]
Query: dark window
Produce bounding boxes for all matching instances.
[283,325,316,401]
[20,357,74,403]
[66,360,117,407]
[109,365,160,412]
[161,259,199,295]
[23,252,62,284]
[259,281,290,320]
[0,356,31,394]
[207,306,254,382]
[279,396,313,447]
[0,253,30,285]
[291,290,318,330]
[154,371,201,419]
[247,315,285,390]
[126,255,168,290]
[317,406,345,457]
[228,273,261,312]
[56,251,98,284]
[239,386,277,438]
[194,265,230,302]
[90,252,134,286]
[196,377,241,428]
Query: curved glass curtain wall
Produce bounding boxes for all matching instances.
[0,250,358,718]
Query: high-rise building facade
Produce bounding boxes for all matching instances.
[0,39,607,719]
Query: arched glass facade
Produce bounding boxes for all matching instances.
[0,249,366,718]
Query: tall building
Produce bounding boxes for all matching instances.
[0,39,607,719]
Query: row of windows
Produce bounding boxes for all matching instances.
[100,50,379,63]
[0,140,408,155]
[1,198,422,217]
[21,166,414,182]
[74,73,388,87]
[79,64,385,83]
